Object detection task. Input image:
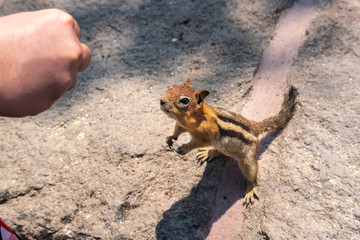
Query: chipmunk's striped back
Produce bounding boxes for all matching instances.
[213,86,298,141]
[213,107,258,144]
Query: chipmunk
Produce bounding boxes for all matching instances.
[160,77,298,205]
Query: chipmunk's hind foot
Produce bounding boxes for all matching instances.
[243,182,259,207]
[196,149,221,166]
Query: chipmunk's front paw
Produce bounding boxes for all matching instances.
[243,183,259,208]
[166,136,175,148]
[176,145,189,155]
[196,149,221,166]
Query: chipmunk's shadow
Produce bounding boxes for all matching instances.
[155,158,225,240]
[259,130,282,157]
[156,130,280,240]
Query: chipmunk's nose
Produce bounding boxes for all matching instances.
[160,99,166,106]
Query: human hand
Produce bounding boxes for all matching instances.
[0,9,91,117]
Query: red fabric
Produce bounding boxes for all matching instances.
[0,218,13,235]
[0,217,19,240]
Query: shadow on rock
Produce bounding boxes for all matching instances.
[202,158,247,238]
[259,130,282,156]
[155,159,224,240]
[156,130,285,240]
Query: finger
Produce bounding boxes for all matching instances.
[67,73,78,91]
[78,43,91,72]
[73,18,81,40]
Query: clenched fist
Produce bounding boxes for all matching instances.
[0,9,91,117]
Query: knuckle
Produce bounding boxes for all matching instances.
[70,44,83,60]
[63,43,83,62]
[53,75,75,98]
[61,14,75,26]
[44,9,75,27]
[53,9,75,25]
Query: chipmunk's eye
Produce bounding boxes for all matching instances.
[179,97,190,105]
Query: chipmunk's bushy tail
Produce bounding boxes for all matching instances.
[257,86,298,133]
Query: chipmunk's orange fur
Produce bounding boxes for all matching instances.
[160,77,297,205]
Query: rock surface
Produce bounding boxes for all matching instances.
[239,0,360,239]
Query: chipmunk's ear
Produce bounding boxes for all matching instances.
[184,76,191,87]
[195,90,209,104]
